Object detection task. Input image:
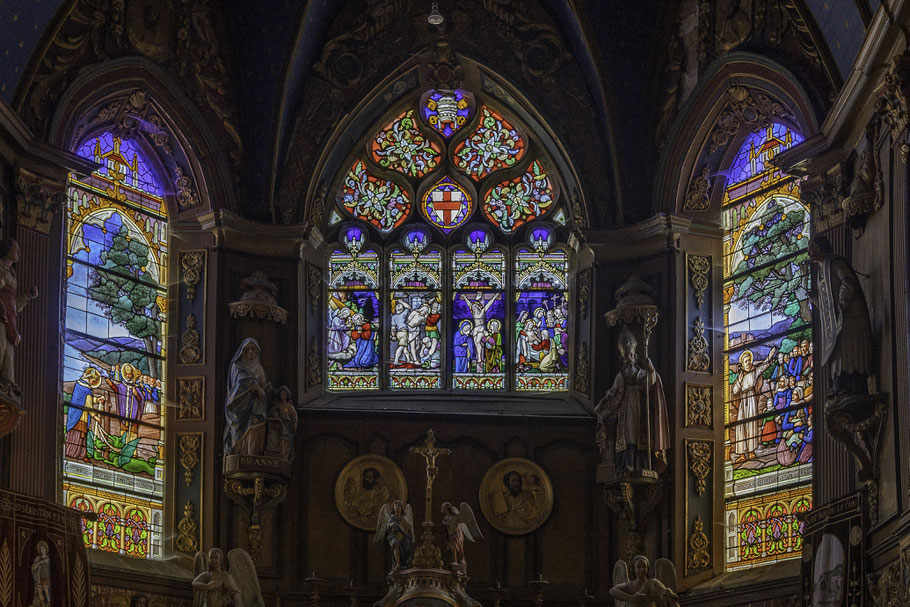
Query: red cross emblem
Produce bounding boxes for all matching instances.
[430,187,464,225]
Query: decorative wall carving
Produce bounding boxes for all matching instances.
[574,341,590,395]
[178,433,201,487]
[178,313,202,364]
[683,166,712,212]
[708,86,795,155]
[876,53,910,163]
[869,559,902,607]
[307,263,322,316]
[842,121,883,234]
[686,516,711,572]
[180,250,205,301]
[177,377,204,420]
[173,165,200,209]
[14,170,67,234]
[577,268,591,321]
[687,318,710,371]
[176,501,200,555]
[685,384,713,427]
[175,0,243,171]
[801,166,847,232]
[687,254,710,309]
[307,336,322,389]
[228,271,288,324]
[687,440,712,496]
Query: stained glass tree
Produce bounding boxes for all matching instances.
[721,123,813,570]
[63,132,167,559]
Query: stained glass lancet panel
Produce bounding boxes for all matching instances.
[389,228,442,389]
[63,132,167,559]
[327,228,381,390]
[514,228,569,391]
[722,122,812,570]
[452,229,506,389]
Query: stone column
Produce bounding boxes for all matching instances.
[8,168,67,500]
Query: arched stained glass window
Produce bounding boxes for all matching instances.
[325,89,572,393]
[62,131,167,559]
[722,123,813,570]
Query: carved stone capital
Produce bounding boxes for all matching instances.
[14,169,67,234]
[801,165,847,232]
[875,53,910,163]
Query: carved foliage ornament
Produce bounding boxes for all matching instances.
[683,166,712,212]
[687,441,712,496]
[306,336,322,389]
[177,377,204,420]
[577,268,591,321]
[687,517,711,572]
[306,263,322,316]
[176,501,200,554]
[178,313,202,364]
[875,54,910,163]
[687,318,710,371]
[180,250,205,302]
[179,433,201,487]
[687,254,710,309]
[574,341,589,395]
[801,167,847,232]
[686,384,713,427]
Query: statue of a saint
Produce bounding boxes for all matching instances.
[31,541,51,607]
[265,385,297,461]
[224,339,273,455]
[808,236,874,395]
[595,327,671,473]
[0,238,38,396]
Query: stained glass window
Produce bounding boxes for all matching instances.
[483,160,556,233]
[389,228,442,389]
[453,106,526,180]
[63,132,167,559]
[515,227,569,391]
[722,123,812,570]
[327,227,381,390]
[452,229,506,389]
[326,89,572,393]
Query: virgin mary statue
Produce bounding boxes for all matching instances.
[224,338,273,455]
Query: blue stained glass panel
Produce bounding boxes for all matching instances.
[452,291,506,390]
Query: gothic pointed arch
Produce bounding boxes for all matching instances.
[655,53,820,217]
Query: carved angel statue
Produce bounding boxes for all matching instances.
[610,555,679,607]
[193,548,264,607]
[440,501,483,570]
[374,500,414,572]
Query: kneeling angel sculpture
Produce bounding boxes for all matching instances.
[192,548,264,607]
[610,555,679,607]
[440,501,483,571]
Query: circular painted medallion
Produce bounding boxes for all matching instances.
[422,176,472,231]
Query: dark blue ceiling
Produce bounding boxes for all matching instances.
[0,0,63,103]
